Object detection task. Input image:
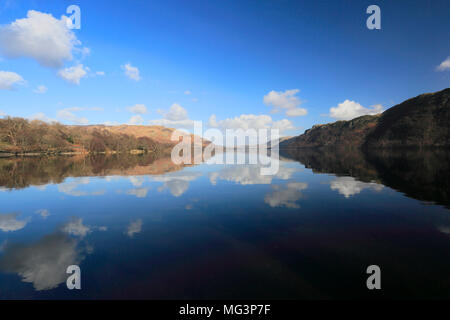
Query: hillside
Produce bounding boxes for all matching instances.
[84,124,209,147]
[280,88,450,149]
[280,114,380,148]
[365,88,450,148]
[0,117,207,155]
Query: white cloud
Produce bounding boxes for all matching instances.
[149,103,196,129]
[184,90,191,95]
[129,176,145,187]
[166,103,188,121]
[58,64,88,85]
[57,107,89,124]
[264,182,308,208]
[128,115,144,125]
[0,213,28,232]
[286,107,307,117]
[126,219,142,237]
[208,114,295,134]
[61,218,91,238]
[127,104,147,114]
[126,188,149,198]
[263,89,307,117]
[122,63,141,81]
[436,57,450,71]
[0,70,24,90]
[330,176,383,198]
[29,112,56,123]
[0,232,84,290]
[329,100,383,120]
[95,71,105,76]
[35,209,50,219]
[57,177,105,196]
[33,85,47,94]
[209,163,295,186]
[0,110,5,117]
[153,171,202,197]
[0,10,83,68]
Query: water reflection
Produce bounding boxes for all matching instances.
[0,232,83,291]
[330,176,383,198]
[0,153,185,190]
[126,219,143,237]
[153,171,202,197]
[0,148,448,299]
[264,182,308,208]
[209,164,296,185]
[0,213,29,232]
[281,147,450,208]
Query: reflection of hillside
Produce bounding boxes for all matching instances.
[365,148,450,209]
[281,147,450,208]
[280,148,380,183]
[0,154,186,189]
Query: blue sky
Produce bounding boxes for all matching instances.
[0,0,449,136]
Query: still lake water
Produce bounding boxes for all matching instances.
[0,149,449,299]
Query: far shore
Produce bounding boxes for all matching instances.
[0,149,152,158]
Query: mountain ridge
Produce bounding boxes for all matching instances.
[280,88,450,149]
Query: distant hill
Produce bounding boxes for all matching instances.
[0,117,208,155]
[280,115,380,148]
[83,124,209,147]
[280,88,450,149]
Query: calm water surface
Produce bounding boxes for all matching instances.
[0,149,449,299]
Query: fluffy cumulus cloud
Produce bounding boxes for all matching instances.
[0,232,83,291]
[264,182,308,208]
[208,114,295,134]
[263,89,307,117]
[149,103,196,129]
[0,213,29,232]
[57,107,89,124]
[329,100,383,120]
[166,103,187,121]
[330,177,383,198]
[0,10,84,68]
[128,115,144,125]
[58,64,88,85]
[122,63,141,81]
[0,71,24,90]
[33,85,47,94]
[127,104,147,114]
[436,57,450,71]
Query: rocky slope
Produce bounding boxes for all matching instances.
[280,88,450,149]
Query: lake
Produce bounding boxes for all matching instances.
[0,148,449,299]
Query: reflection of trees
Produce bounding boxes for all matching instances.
[281,147,450,208]
[365,148,450,208]
[0,153,185,190]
